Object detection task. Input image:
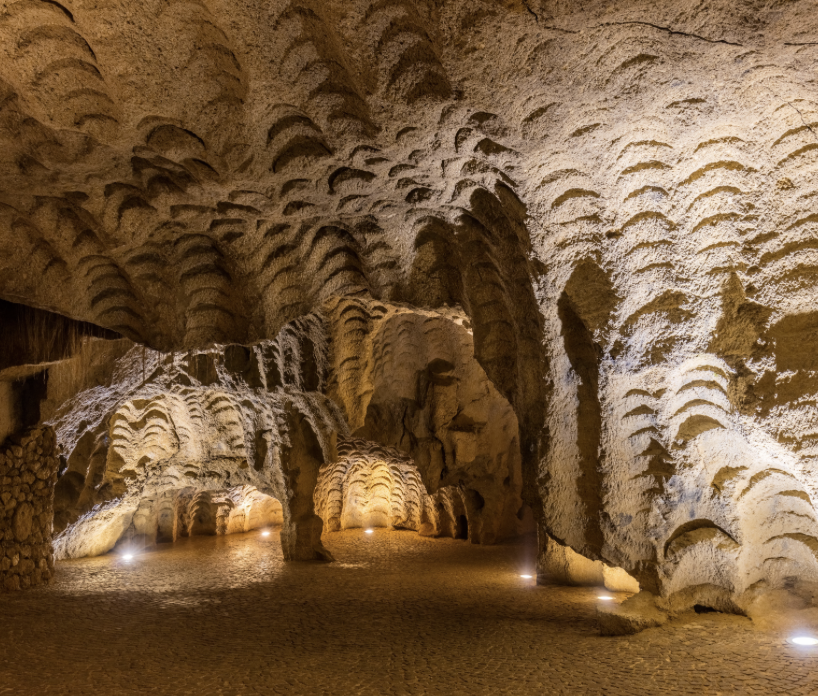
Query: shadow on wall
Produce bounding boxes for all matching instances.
[1,372,48,444]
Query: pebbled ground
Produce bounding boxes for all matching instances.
[0,529,813,695]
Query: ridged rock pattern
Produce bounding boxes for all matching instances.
[49,322,350,561]
[1,0,818,621]
[315,438,514,541]
[48,300,525,558]
[324,298,528,544]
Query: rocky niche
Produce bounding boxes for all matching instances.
[0,427,58,592]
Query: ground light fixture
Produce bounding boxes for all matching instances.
[365,529,374,534]
[122,554,133,561]
[598,595,614,601]
[788,636,818,646]
[261,531,270,537]
[520,574,533,579]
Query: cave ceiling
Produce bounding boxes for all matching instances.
[0,0,814,351]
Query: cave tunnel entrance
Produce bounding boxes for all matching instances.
[454,514,469,540]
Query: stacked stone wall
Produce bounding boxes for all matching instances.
[0,427,58,592]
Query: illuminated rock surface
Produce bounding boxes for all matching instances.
[40,298,526,559]
[0,0,817,639]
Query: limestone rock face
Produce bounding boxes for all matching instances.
[1,0,818,619]
[316,439,439,534]
[315,438,530,540]
[48,302,524,558]
[325,300,528,544]
[538,534,640,594]
[49,319,349,559]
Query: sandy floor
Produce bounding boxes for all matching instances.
[0,529,812,695]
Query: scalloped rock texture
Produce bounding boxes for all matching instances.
[48,322,351,562]
[1,0,818,622]
[315,438,527,541]
[46,298,526,560]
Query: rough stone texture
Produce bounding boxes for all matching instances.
[325,299,528,544]
[47,300,525,559]
[0,0,817,625]
[0,426,58,592]
[315,437,532,540]
[539,533,641,594]
[47,326,349,561]
[2,530,818,694]
[0,381,18,444]
[315,438,448,535]
[598,591,670,637]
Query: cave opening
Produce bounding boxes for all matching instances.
[693,604,719,614]
[454,515,469,540]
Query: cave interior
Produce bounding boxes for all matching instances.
[3,0,818,691]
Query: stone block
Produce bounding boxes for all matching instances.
[13,502,33,542]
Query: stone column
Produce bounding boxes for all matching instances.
[0,427,59,592]
[276,406,334,562]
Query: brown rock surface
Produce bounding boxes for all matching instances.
[43,301,524,561]
[12,501,32,542]
[0,427,57,592]
[0,0,816,630]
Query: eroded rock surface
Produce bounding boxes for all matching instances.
[0,0,817,626]
[315,438,531,541]
[45,301,524,559]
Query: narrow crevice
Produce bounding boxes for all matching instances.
[558,291,605,553]
[591,21,742,46]
[522,0,539,23]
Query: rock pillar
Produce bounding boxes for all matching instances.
[0,427,58,592]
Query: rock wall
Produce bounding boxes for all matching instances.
[538,534,640,594]
[325,298,529,544]
[48,326,348,561]
[0,427,58,592]
[314,438,527,541]
[0,381,16,445]
[47,301,524,560]
[2,0,818,621]
[315,439,439,534]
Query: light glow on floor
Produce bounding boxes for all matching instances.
[122,554,133,561]
[789,636,818,646]
[261,531,270,537]
[598,595,614,601]
[365,529,374,534]
[520,574,533,579]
